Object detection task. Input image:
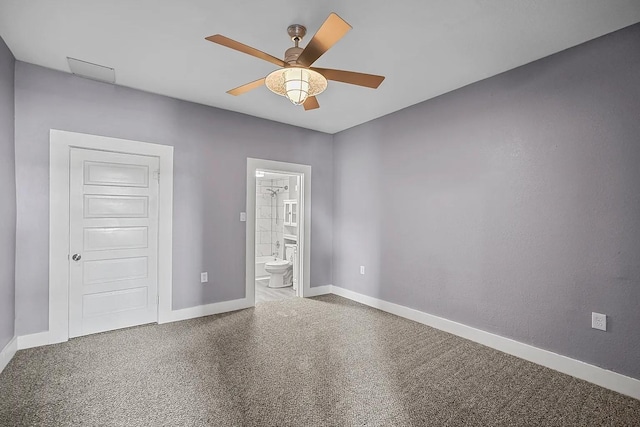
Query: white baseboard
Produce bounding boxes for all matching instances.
[161,297,253,324]
[15,299,254,348]
[18,331,53,350]
[330,285,640,401]
[305,285,332,297]
[0,336,17,374]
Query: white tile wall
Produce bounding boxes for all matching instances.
[256,177,273,257]
[255,177,291,258]
[256,219,270,232]
[256,244,271,257]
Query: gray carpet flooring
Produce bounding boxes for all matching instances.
[1,295,639,426]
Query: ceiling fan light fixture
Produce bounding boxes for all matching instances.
[207,13,384,110]
[265,67,327,105]
[284,68,310,105]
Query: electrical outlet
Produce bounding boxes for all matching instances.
[201,272,208,283]
[592,312,606,331]
[360,266,365,275]
[240,212,246,222]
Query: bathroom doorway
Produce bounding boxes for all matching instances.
[246,158,311,306]
[254,171,299,303]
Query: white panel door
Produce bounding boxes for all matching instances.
[69,148,159,338]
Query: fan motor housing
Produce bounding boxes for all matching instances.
[284,47,304,65]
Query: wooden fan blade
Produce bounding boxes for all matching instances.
[227,77,266,96]
[205,34,286,68]
[296,13,352,67]
[303,96,320,111]
[312,67,385,89]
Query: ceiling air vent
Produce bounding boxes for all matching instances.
[67,57,115,83]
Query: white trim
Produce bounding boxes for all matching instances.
[159,298,253,324]
[0,336,17,374]
[330,285,640,400]
[49,130,174,343]
[18,296,253,345]
[305,285,332,297]
[17,331,52,350]
[246,159,312,303]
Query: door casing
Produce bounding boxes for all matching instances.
[246,158,312,304]
[49,129,174,344]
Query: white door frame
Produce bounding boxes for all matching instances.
[246,158,311,303]
[49,129,174,344]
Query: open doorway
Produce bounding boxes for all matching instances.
[254,171,300,303]
[246,158,311,306]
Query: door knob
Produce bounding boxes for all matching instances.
[72,254,82,261]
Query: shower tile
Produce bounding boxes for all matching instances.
[259,206,272,219]
[257,219,270,231]
[256,244,271,256]
[259,231,271,244]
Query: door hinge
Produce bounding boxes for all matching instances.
[153,170,160,181]
[157,295,159,305]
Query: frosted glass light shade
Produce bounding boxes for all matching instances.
[265,67,327,105]
[284,68,310,105]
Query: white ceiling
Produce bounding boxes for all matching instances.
[1,1,639,134]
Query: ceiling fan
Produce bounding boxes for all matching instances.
[205,13,385,111]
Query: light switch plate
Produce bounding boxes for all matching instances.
[360,266,365,275]
[201,272,208,283]
[240,212,246,222]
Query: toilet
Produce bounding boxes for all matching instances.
[264,245,295,288]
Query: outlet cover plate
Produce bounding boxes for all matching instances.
[592,312,606,331]
[201,272,208,283]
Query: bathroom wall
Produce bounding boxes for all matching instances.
[332,23,640,379]
[255,177,289,259]
[288,176,299,202]
[256,178,273,258]
[14,62,334,336]
[273,178,289,257]
[0,35,16,352]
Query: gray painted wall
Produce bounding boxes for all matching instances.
[14,62,333,336]
[0,37,16,350]
[333,24,640,379]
